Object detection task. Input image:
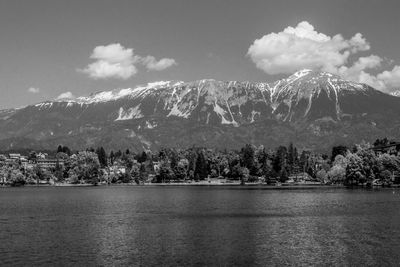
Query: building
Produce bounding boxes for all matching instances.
[372,142,400,155]
[37,152,48,159]
[109,164,126,175]
[37,159,64,169]
[8,153,21,160]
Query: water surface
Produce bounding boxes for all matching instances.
[1,186,400,266]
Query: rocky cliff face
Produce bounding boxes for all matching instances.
[1,70,399,152]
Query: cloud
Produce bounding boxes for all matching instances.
[80,43,176,79]
[141,56,177,71]
[91,43,135,63]
[377,66,400,89]
[247,21,400,93]
[336,55,386,90]
[81,43,138,80]
[83,60,138,80]
[56,91,76,100]
[248,21,369,75]
[28,87,40,94]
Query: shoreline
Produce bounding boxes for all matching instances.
[3,182,400,189]
[2,183,393,190]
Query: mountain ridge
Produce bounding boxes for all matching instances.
[1,70,399,152]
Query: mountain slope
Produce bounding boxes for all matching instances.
[0,70,399,152]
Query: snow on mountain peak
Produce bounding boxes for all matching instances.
[293,69,313,78]
[391,90,400,97]
[68,81,180,104]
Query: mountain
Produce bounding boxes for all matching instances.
[1,69,400,152]
[391,90,400,97]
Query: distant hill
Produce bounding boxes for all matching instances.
[1,69,399,152]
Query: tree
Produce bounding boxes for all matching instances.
[61,146,71,156]
[175,158,189,180]
[327,154,348,184]
[273,146,287,175]
[28,151,37,161]
[279,168,288,183]
[194,151,208,180]
[218,156,229,177]
[379,170,393,184]
[109,151,115,165]
[56,152,69,160]
[345,153,366,185]
[354,143,377,181]
[69,151,101,184]
[328,165,346,184]
[130,162,147,184]
[8,169,26,186]
[331,145,348,162]
[115,150,122,159]
[287,143,298,172]
[138,164,148,184]
[54,160,64,182]
[187,149,198,175]
[239,167,249,185]
[169,149,179,171]
[33,165,44,184]
[240,144,256,175]
[157,160,175,183]
[373,138,390,147]
[299,150,310,171]
[96,147,108,167]
[316,169,328,183]
[137,151,148,163]
[24,168,37,185]
[377,154,400,184]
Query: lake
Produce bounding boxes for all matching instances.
[1,186,400,266]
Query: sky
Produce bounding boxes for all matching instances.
[1,0,400,108]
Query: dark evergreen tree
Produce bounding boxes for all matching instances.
[169,149,179,170]
[194,151,208,180]
[287,143,299,174]
[299,150,310,173]
[55,160,64,182]
[96,147,107,167]
[187,149,197,173]
[240,144,256,175]
[138,151,148,163]
[62,146,71,156]
[273,146,287,174]
[115,150,122,158]
[331,146,348,162]
[109,151,115,165]
[279,168,289,183]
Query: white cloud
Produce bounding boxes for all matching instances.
[247,21,400,93]
[56,91,75,100]
[141,55,177,71]
[336,55,386,90]
[28,87,40,94]
[81,43,138,80]
[83,60,138,80]
[91,43,135,63]
[248,21,369,75]
[80,43,176,79]
[377,65,400,89]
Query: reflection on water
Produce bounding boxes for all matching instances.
[1,186,400,266]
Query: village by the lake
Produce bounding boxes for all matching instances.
[1,138,399,188]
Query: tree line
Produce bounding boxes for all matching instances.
[1,139,399,186]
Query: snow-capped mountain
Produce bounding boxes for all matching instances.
[391,90,400,97]
[0,70,399,152]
